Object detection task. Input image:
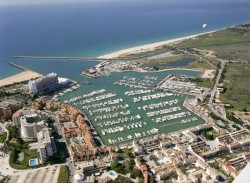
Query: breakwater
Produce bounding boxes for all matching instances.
[9,62,29,71]
[13,56,124,61]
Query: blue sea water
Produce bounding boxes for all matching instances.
[1,0,250,79]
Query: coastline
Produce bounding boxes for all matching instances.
[98,28,227,59]
[1,25,236,84]
[0,71,43,87]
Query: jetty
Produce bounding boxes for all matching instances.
[9,62,29,71]
[13,56,129,61]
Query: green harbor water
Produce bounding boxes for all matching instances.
[60,70,205,146]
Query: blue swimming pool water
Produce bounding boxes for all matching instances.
[109,171,117,177]
[22,86,29,89]
[29,159,38,167]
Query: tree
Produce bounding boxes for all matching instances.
[9,148,18,164]
[127,151,134,158]
[124,160,134,173]
[242,108,248,112]
[131,168,143,178]
[111,160,120,170]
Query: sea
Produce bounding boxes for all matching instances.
[1,0,250,79]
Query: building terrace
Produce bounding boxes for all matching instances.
[217,133,235,145]
[231,129,250,142]
[190,141,211,155]
[221,151,250,178]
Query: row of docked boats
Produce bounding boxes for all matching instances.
[101,121,146,135]
[94,110,131,121]
[153,111,192,123]
[114,76,159,89]
[57,84,81,97]
[77,92,116,105]
[64,89,106,103]
[82,98,123,110]
[159,117,198,127]
[97,114,142,127]
[138,99,179,110]
[90,104,129,115]
[133,92,173,103]
[146,106,182,117]
[124,89,153,96]
[107,127,159,144]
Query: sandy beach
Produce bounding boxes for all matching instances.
[98,29,224,59]
[0,71,42,87]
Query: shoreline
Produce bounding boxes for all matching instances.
[98,28,228,59]
[0,71,43,87]
[1,24,238,83]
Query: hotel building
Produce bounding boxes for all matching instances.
[29,72,59,94]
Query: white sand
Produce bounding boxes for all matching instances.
[201,69,215,79]
[98,29,223,59]
[0,71,42,87]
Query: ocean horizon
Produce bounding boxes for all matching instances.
[1,0,250,79]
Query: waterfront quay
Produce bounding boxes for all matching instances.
[59,70,205,146]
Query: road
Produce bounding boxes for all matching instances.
[173,46,246,131]
[206,60,246,131]
[46,111,75,183]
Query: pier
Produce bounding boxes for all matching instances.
[9,62,29,71]
[13,56,128,61]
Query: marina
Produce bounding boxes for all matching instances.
[59,71,205,146]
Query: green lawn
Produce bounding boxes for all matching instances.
[0,132,7,143]
[138,54,197,65]
[9,149,38,170]
[7,125,39,170]
[57,165,69,183]
[201,129,219,140]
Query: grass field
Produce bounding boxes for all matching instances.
[208,42,250,61]
[175,24,250,62]
[219,63,250,110]
[137,54,196,64]
[57,165,69,183]
[186,78,214,88]
[176,24,250,49]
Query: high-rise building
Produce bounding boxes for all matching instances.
[20,113,39,139]
[37,128,56,163]
[29,72,59,94]
[19,110,48,139]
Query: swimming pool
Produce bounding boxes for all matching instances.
[22,86,29,90]
[109,172,116,176]
[108,171,118,180]
[29,158,38,167]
